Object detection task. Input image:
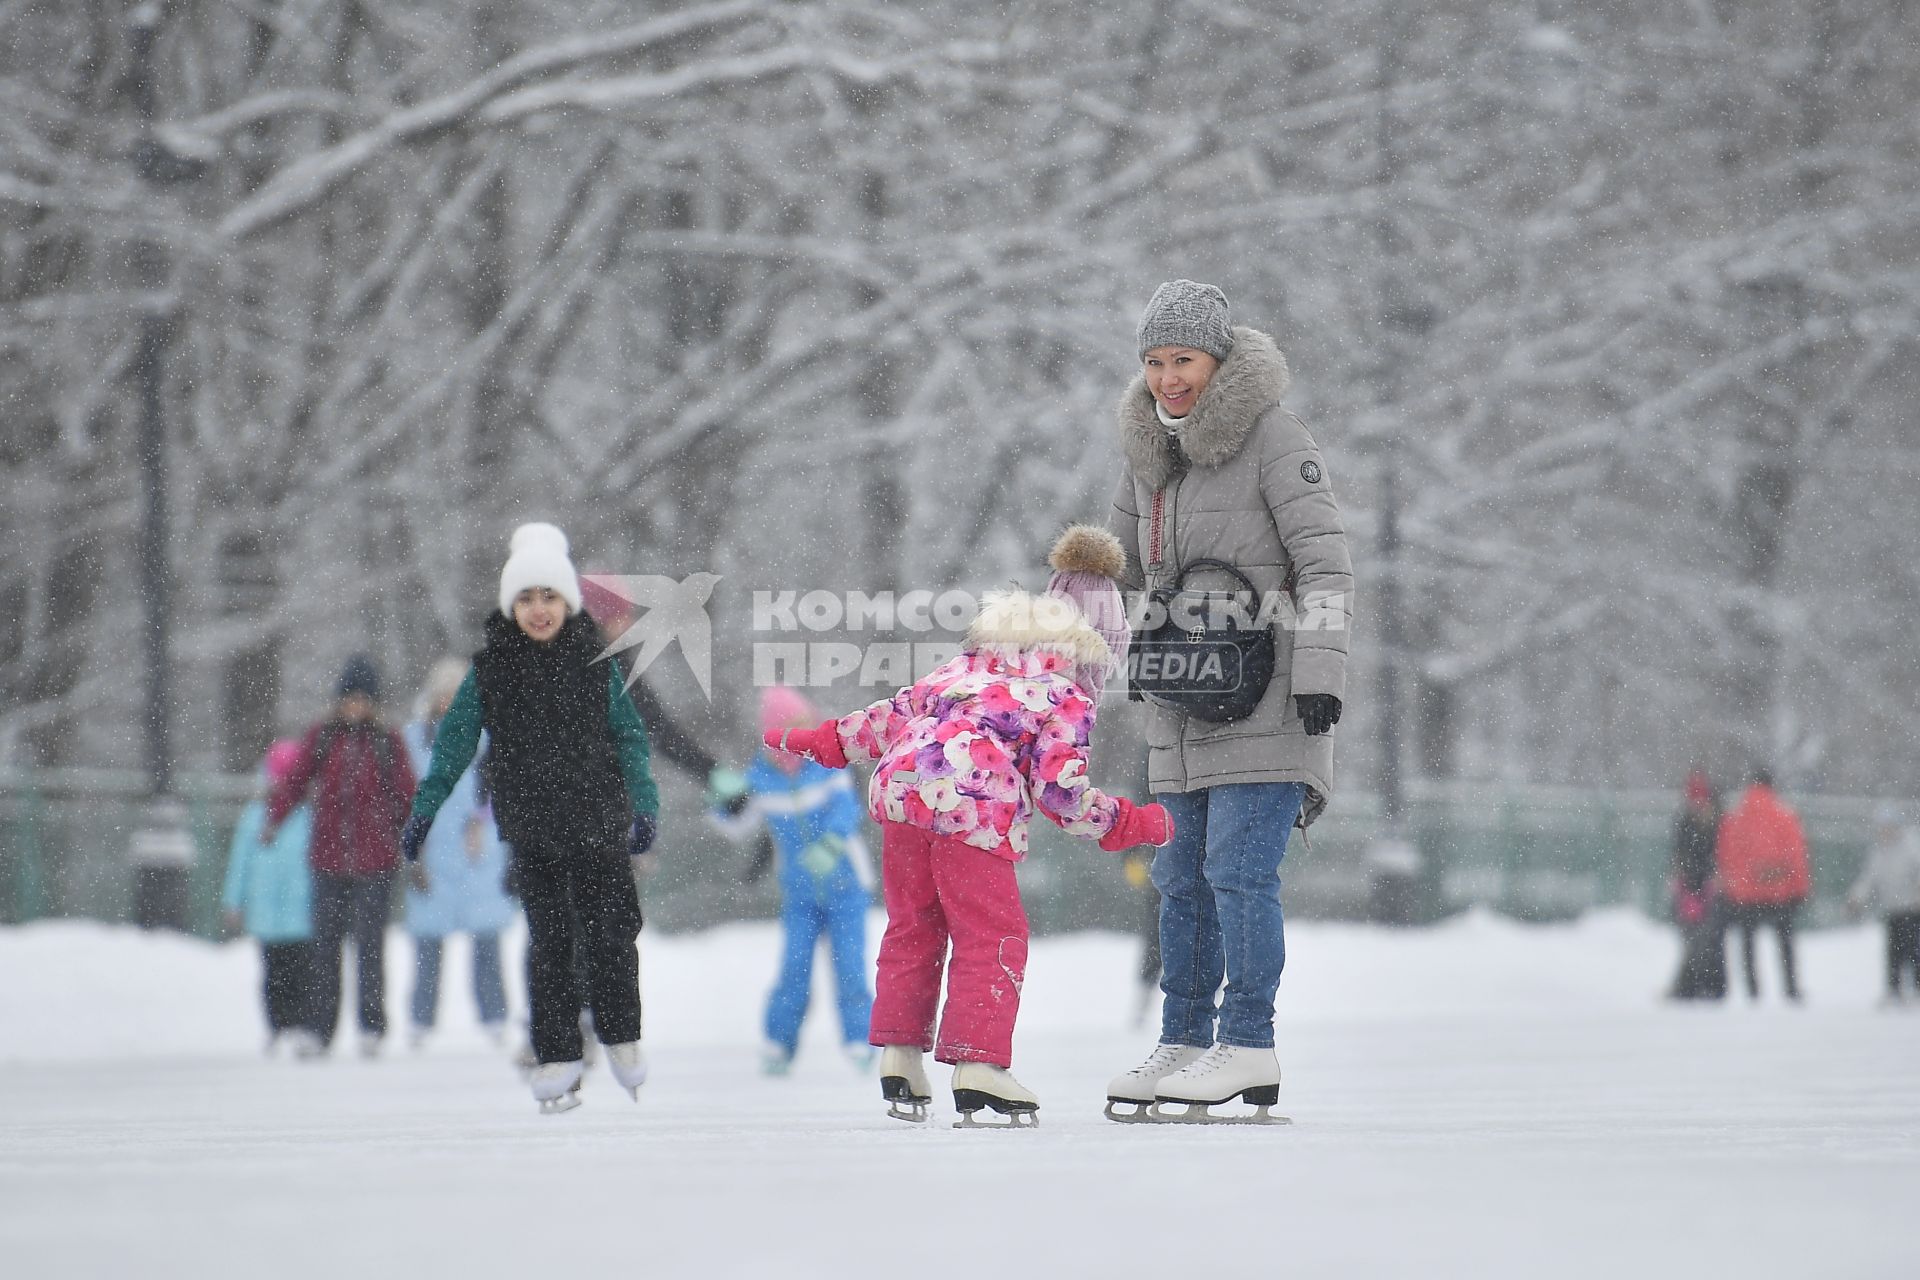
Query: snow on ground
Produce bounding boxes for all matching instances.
[2,911,1916,1279]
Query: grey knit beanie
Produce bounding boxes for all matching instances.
[1137,279,1235,361]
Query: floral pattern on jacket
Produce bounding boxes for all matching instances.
[833,647,1120,860]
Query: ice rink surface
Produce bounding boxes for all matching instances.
[3,910,1917,1279]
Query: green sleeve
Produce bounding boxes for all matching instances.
[607,664,659,817]
[407,671,483,825]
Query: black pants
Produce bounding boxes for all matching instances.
[259,940,313,1033]
[1887,912,1920,995]
[1671,914,1727,1000]
[310,872,394,1043]
[1731,902,1800,1000]
[518,844,642,1064]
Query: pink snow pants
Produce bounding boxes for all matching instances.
[868,821,1029,1067]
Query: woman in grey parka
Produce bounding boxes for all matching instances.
[1103,281,1354,1121]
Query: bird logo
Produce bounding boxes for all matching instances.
[581,573,722,700]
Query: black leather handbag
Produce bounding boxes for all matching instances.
[1127,557,1275,723]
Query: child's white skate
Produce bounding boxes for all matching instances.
[950,1063,1038,1129]
[1150,1044,1290,1126]
[1104,1042,1205,1122]
[606,1041,647,1101]
[530,1059,586,1115]
[284,1028,326,1061]
[878,1046,932,1123]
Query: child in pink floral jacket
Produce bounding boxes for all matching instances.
[765,526,1172,1124]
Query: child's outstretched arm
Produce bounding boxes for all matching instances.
[404,671,485,855]
[832,656,966,761]
[607,664,660,821]
[1030,690,1173,851]
[762,658,965,766]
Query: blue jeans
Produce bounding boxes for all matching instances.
[1153,782,1306,1049]
[766,888,872,1054]
[411,932,508,1029]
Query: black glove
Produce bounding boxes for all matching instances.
[629,812,658,858]
[723,790,751,818]
[400,814,433,863]
[742,832,774,885]
[1295,693,1343,737]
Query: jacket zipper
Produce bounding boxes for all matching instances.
[1148,487,1165,570]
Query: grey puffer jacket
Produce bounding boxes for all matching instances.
[1107,327,1354,826]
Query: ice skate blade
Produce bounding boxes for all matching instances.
[952,1109,1038,1130]
[1103,1098,1157,1123]
[881,1075,932,1124]
[1147,1099,1290,1126]
[537,1092,583,1116]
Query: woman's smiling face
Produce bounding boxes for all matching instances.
[1142,345,1219,418]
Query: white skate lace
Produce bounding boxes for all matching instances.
[1134,1044,1191,1078]
[1181,1045,1236,1078]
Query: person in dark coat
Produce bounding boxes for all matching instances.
[265,655,417,1055]
[404,523,659,1114]
[1667,768,1725,1000]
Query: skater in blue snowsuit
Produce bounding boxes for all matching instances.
[714,686,875,1074]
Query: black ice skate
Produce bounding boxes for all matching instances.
[1149,1044,1291,1125]
[879,1046,932,1123]
[950,1063,1039,1129]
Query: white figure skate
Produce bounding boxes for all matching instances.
[950,1063,1038,1130]
[530,1059,586,1115]
[1104,1042,1206,1123]
[284,1028,326,1061]
[606,1041,647,1101]
[878,1046,933,1123]
[1150,1044,1290,1125]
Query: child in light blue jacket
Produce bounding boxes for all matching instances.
[222,739,317,1054]
[401,658,516,1047]
[714,687,874,1074]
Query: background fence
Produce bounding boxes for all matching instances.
[0,767,1890,941]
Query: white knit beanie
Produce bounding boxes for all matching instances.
[497,522,583,616]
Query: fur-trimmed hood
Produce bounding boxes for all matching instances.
[1117,326,1292,491]
[965,588,1112,670]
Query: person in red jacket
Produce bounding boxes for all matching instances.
[266,656,417,1054]
[1714,768,1810,1002]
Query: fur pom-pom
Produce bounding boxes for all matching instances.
[1048,524,1126,580]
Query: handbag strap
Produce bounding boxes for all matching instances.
[1171,557,1261,599]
